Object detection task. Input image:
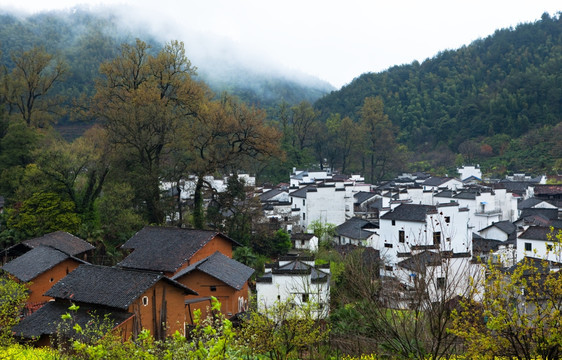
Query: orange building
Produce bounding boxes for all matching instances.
[13,264,197,346]
[172,251,254,322]
[117,226,253,322]
[1,246,86,307]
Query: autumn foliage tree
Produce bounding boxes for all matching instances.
[92,39,206,224]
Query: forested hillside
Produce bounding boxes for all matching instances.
[314,13,562,176]
[0,9,332,121]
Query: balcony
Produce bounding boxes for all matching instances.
[474,208,502,217]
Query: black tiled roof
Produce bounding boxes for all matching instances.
[380,204,437,222]
[118,226,238,273]
[259,189,285,202]
[453,191,478,200]
[23,231,94,256]
[1,246,85,282]
[479,220,517,236]
[12,301,132,340]
[519,226,557,242]
[291,233,315,241]
[422,177,454,187]
[472,237,508,253]
[354,191,377,204]
[257,260,329,283]
[45,264,197,310]
[336,218,377,240]
[172,252,254,290]
[397,251,442,273]
[289,185,313,199]
[520,208,558,221]
[518,197,546,210]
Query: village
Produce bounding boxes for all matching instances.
[2,164,561,349]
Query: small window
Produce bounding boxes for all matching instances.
[142,296,149,306]
[385,265,393,271]
[210,286,217,292]
[301,240,305,246]
[303,199,306,206]
[302,293,309,302]
[392,220,396,226]
[303,213,306,220]
[49,278,54,283]
[525,242,532,252]
[547,244,554,252]
[284,216,288,222]
[445,216,450,224]
[437,277,446,289]
[399,230,405,243]
[277,295,281,300]
[433,232,441,245]
[384,243,393,248]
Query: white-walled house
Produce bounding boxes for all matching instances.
[457,165,482,182]
[421,177,463,191]
[291,233,319,252]
[289,169,332,187]
[517,226,562,263]
[376,203,472,269]
[478,220,517,242]
[335,217,379,247]
[256,256,330,318]
[289,184,348,233]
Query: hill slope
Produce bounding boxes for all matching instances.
[314,13,562,154]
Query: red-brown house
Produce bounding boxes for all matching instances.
[117,227,253,322]
[1,246,86,307]
[13,264,197,346]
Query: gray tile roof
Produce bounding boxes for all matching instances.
[336,218,377,240]
[520,208,558,221]
[259,189,285,202]
[45,264,197,310]
[518,197,545,210]
[289,185,313,199]
[1,246,85,282]
[20,231,94,257]
[354,191,377,204]
[172,252,254,290]
[480,220,517,236]
[453,191,478,200]
[380,204,437,222]
[257,260,329,283]
[12,301,133,340]
[422,177,454,187]
[519,226,557,242]
[397,251,442,273]
[118,226,238,273]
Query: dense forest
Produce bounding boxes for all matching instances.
[314,12,562,176]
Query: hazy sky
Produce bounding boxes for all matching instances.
[2,0,562,88]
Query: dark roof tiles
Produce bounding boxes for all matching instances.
[45,264,196,310]
[118,226,238,273]
[22,231,94,256]
[172,252,254,290]
[1,246,84,282]
[380,204,437,222]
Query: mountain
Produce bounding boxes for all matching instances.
[314,13,562,152]
[0,9,333,117]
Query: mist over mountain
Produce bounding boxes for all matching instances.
[0,7,334,111]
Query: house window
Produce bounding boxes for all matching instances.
[302,293,309,303]
[303,213,306,220]
[210,286,217,292]
[547,244,554,252]
[284,216,288,222]
[433,231,441,245]
[50,278,54,283]
[445,216,450,224]
[142,296,149,306]
[392,220,396,226]
[301,240,305,246]
[303,199,306,206]
[384,243,393,248]
[385,265,393,271]
[525,242,532,252]
[437,277,446,290]
[399,230,405,243]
